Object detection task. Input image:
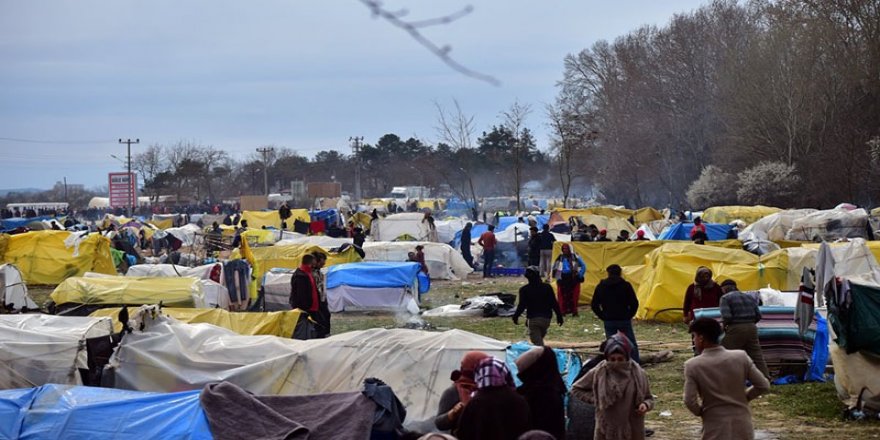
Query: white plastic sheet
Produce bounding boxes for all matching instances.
[326,285,419,314]
[362,242,472,280]
[371,213,432,241]
[0,264,37,311]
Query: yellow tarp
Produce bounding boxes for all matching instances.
[241,209,309,229]
[1,231,116,285]
[635,243,791,322]
[633,207,665,224]
[350,212,372,231]
[148,219,173,230]
[554,207,633,221]
[241,229,276,244]
[701,205,781,225]
[872,207,880,217]
[231,243,362,292]
[51,275,200,307]
[417,199,446,210]
[90,307,301,337]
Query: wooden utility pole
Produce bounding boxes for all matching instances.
[256,146,275,195]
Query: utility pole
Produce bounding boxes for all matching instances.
[349,136,363,202]
[256,146,275,195]
[118,138,139,217]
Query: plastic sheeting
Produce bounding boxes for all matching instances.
[126,262,222,280]
[164,224,202,247]
[51,275,207,308]
[362,241,473,280]
[327,285,420,314]
[326,262,421,289]
[0,384,211,439]
[0,314,113,388]
[0,263,37,311]
[90,306,301,337]
[241,209,310,230]
[658,222,731,241]
[231,242,362,296]
[787,208,869,242]
[105,318,508,425]
[505,342,582,390]
[701,205,781,225]
[0,231,116,285]
[739,209,819,242]
[277,235,353,248]
[371,213,434,242]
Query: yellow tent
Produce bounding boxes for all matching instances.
[241,209,309,229]
[633,207,665,224]
[90,307,301,337]
[554,207,632,221]
[147,218,173,230]
[230,243,362,293]
[0,231,116,285]
[51,275,201,307]
[350,212,373,231]
[701,205,781,225]
[635,243,791,322]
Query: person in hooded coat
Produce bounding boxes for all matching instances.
[516,347,567,440]
[513,266,564,346]
[456,357,531,440]
[571,333,654,440]
[591,265,641,364]
[683,267,723,324]
[433,351,492,433]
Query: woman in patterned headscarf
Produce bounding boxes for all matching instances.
[571,332,654,440]
[683,266,723,324]
[433,351,491,432]
[456,357,531,440]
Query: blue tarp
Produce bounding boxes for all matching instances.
[658,222,731,241]
[310,209,339,225]
[806,311,830,382]
[497,215,550,232]
[505,341,582,390]
[326,262,423,290]
[0,384,212,439]
[0,216,55,232]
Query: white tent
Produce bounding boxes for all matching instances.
[163,224,202,247]
[362,242,473,280]
[105,313,508,425]
[0,264,37,312]
[125,262,222,280]
[276,234,353,248]
[0,314,114,389]
[370,213,433,242]
[739,209,819,242]
[85,271,230,310]
[434,218,467,244]
[787,208,869,242]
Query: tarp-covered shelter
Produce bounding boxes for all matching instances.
[658,222,731,241]
[91,306,300,337]
[241,209,309,230]
[125,262,223,281]
[103,316,508,425]
[0,314,114,389]
[370,213,435,242]
[325,262,428,313]
[0,231,116,285]
[231,243,362,297]
[0,264,37,312]
[0,384,212,439]
[362,241,472,280]
[277,234,353,248]
[701,205,781,225]
[787,208,869,242]
[50,276,209,314]
[739,209,819,242]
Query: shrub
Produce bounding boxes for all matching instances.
[736,161,801,206]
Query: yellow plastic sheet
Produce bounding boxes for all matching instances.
[51,275,200,307]
[241,209,309,229]
[148,219,173,230]
[90,307,301,337]
[1,231,116,285]
[231,243,362,292]
[633,207,665,224]
[350,212,373,231]
[701,205,781,225]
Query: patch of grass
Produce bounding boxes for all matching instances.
[766,381,845,420]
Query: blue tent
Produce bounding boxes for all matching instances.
[0,384,211,439]
[497,214,550,232]
[310,209,339,225]
[326,261,429,294]
[658,222,732,241]
[0,216,55,232]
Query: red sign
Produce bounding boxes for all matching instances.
[108,172,137,208]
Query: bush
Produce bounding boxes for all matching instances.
[736,161,801,206]
[686,165,737,209]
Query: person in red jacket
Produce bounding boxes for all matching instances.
[682,266,723,323]
[690,217,708,242]
[289,254,319,339]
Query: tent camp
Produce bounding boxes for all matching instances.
[241,209,310,230]
[701,205,781,225]
[325,262,428,313]
[362,242,472,280]
[0,314,114,389]
[91,306,300,337]
[787,208,869,242]
[50,275,210,315]
[739,209,819,242]
[370,213,435,242]
[658,222,731,241]
[0,264,37,312]
[0,231,116,285]
[103,315,509,425]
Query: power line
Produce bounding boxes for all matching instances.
[0,137,117,144]
[256,146,275,195]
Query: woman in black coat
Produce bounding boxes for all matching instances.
[516,346,567,440]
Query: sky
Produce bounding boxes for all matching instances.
[0,0,707,190]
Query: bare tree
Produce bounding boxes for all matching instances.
[500,101,532,211]
[434,99,479,218]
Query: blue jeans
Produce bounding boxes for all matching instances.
[482,249,496,277]
[603,320,641,364]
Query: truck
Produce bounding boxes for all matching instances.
[389,186,430,200]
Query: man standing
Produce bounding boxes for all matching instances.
[478,225,497,278]
[512,266,564,346]
[461,222,474,269]
[415,245,429,276]
[552,243,585,317]
[590,264,641,363]
[278,202,291,230]
[684,317,770,440]
[718,279,770,378]
[538,224,556,279]
[289,254,319,340]
[527,227,541,267]
[311,252,331,338]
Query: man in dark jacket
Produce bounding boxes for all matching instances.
[527,227,541,267]
[513,266,564,346]
[590,264,641,363]
[352,227,366,248]
[289,254,319,340]
[278,202,291,229]
[538,224,556,279]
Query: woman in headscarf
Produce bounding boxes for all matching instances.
[434,351,491,432]
[571,332,653,440]
[456,357,531,440]
[552,243,586,317]
[516,347,567,439]
[682,266,724,324]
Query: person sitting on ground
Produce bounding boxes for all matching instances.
[683,267,724,324]
[616,230,630,241]
[633,230,649,241]
[571,332,654,440]
[516,346,567,440]
[513,266,564,346]
[434,351,491,433]
[456,357,531,440]
[588,225,600,241]
[684,317,770,440]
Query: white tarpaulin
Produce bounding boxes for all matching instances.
[277,235,353,248]
[327,285,419,314]
[105,315,508,425]
[739,209,818,242]
[434,219,467,244]
[262,269,294,311]
[371,213,432,242]
[0,314,113,389]
[164,224,202,247]
[0,264,37,311]
[125,263,221,280]
[362,242,473,280]
[787,208,869,242]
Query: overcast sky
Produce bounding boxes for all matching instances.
[0,0,707,190]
